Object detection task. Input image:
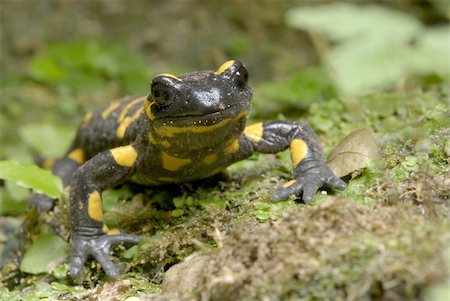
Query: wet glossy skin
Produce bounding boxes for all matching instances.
[32,60,346,279]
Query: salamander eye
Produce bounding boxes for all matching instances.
[234,65,249,89]
[150,80,176,107]
[216,60,249,89]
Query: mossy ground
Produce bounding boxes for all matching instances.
[1,87,448,301]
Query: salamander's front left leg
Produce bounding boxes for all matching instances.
[30,144,86,211]
[243,121,346,203]
[69,145,141,279]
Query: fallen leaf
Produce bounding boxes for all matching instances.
[327,128,378,178]
[20,235,69,274]
[0,160,63,198]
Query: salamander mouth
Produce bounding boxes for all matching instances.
[154,105,247,127]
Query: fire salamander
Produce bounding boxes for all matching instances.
[33,60,346,279]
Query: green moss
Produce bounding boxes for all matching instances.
[0,282,86,301]
[124,275,162,296]
[195,199,449,300]
[430,137,450,167]
[340,171,377,205]
[253,201,294,221]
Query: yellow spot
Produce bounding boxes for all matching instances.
[148,132,171,148]
[110,145,138,167]
[118,97,145,122]
[68,148,86,164]
[158,176,178,182]
[148,132,156,144]
[101,224,120,235]
[156,73,182,81]
[154,111,247,138]
[290,139,308,166]
[42,158,55,170]
[116,106,144,139]
[282,179,297,188]
[155,118,231,137]
[161,151,191,171]
[82,111,93,125]
[207,167,225,177]
[101,101,121,119]
[215,60,235,75]
[224,139,240,154]
[244,123,264,143]
[130,174,158,185]
[107,228,120,235]
[88,191,103,222]
[202,153,218,164]
[115,120,129,139]
[161,140,171,148]
[145,100,154,120]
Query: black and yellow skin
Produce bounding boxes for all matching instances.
[33,60,346,279]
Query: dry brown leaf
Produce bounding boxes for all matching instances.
[326,128,378,178]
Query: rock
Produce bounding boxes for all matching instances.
[161,253,210,299]
[414,138,433,154]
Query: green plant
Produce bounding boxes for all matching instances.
[286,3,449,97]
[28,40,151,93]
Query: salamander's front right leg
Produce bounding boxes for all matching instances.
[69,145,141,279]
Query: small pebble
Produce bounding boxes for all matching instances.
[414,138,432,154]
[124,297,142,301]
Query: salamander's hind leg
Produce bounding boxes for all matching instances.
[30,145,86,211]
